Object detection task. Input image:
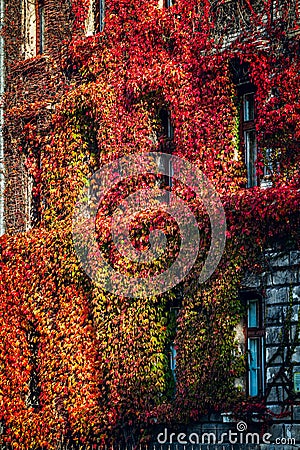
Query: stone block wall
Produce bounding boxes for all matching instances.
[152,248,300,448]
[242,248,300,444]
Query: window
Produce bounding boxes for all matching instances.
[244,130,257,188]
[22,0,37,58]
[158,107,174,192]
[158,0,174,8]
[170,344,177,380]
[169,306,180,383]
[159,108,174,142]
[85,0,105,36]
[261,147,281,188]
[232,60,280,188]
[248,338,262,396]
[231,61,260,188]
[243,92,255,122]
[37,0,45,54]
[244,295,265,397]
[248,298,259,328]
[261,147,273,188]
[240,87,280,188]
[240,89,258,188]
[96,0,105,32]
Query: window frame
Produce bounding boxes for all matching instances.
[95,0,105,32]
[158,107,174,194]
[22,0,38,59]
[170,344,177,375]
[36,0,45,55]
[169,306,180,383]
[238,84,258,188]
[241,292,265,398]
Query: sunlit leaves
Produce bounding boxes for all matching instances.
[2,0,300,446]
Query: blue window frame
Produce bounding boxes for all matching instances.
[246,296,265,397]
[248,338,260,397]
[170,344,177,380]
[248,298,259,328]
[96,0,105,32]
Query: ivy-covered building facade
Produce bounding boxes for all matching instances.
[0,0,300,448]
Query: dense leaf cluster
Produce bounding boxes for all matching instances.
[1,0,300,447]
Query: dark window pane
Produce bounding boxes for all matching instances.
[38,3,45,54]
[245,129,257,187]
[243,93,255,122]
